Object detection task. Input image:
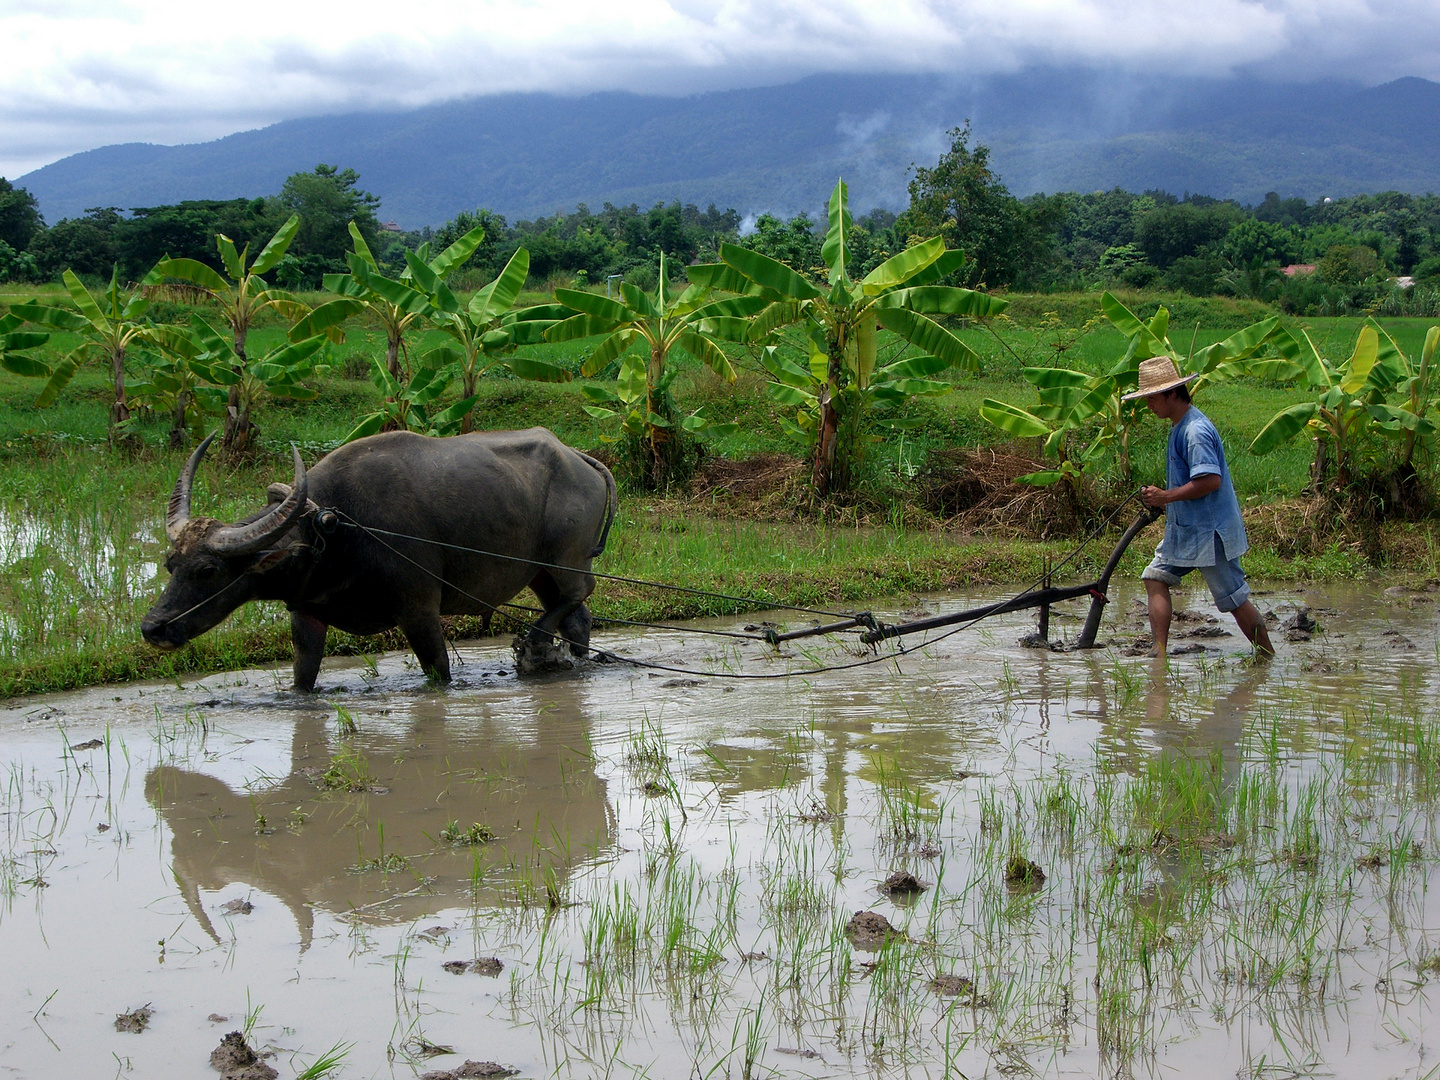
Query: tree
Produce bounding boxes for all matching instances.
[29,207,121,279]
[900,124,1057,288]
[693,178,1005,495]
[0,178,43,251]
[1134,202,1243,270]
[157,215,308,452]
[548,251,763,488]
[8,268,163,433]
[424,248,572,433]
[292,222,486,389]
[279,165,382,269]
[1247,322,1406,491]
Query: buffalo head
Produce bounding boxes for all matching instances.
[142,435,310,651]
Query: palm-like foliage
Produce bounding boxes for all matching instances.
[690,179,1005,494]
[546,252,765,486]
[157,215,309,451]
[1248,321,1410,490]
[293,223,485,384]
[8,268,164,432]
[423,247,572,433]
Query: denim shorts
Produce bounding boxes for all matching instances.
[1141,536,1250,613]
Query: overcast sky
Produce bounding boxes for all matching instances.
[4,0,1436,180]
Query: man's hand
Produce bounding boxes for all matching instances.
[1142,475,1221,508]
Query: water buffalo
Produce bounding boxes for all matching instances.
[142,428,617,690]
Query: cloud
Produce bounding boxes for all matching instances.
[4,0,1438,179]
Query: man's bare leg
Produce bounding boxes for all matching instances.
[1230,600,1275,658]
[1144,579,1173,657]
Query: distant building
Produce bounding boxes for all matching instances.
[1396,276,1416,289]
[379,220,403,232]
[1282,264,1316,277]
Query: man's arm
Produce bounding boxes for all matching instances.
[1141,473,1221,507]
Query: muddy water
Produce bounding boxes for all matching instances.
[1,581,1438,1079]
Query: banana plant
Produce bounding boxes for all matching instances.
[343,355,476,443]
[546,251,763,487]
[293,222,486,386]
[184,314,328,446]
[980,367,1123,498]
[128,323,228,447]
[980,293,1284,494]
[1366,325,1440,472]
[0,311,50,380]
[689,178,1005,494]
[418,247,573,433]
[7,267,163,432]
[1248,322,1408,490]
[157,215,310,451]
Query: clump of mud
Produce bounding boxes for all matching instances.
[845,910,906,951]
[1004,856,1046,894]
[210,1031,277,1080]
[511,636,581,675]
[221,898,253,915]
[1282,607,1319,642]
[882,871,927,897]
[114,1005,152,1033]
[928,974,989,1006]
[420,1063,518,1079]
[443,957,504,976]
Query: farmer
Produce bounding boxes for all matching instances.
[1125,356,1275,658]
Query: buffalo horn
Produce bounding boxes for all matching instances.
[166,432,217,543]
[207,446,309,555]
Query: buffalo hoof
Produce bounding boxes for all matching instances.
[512,635,581,676]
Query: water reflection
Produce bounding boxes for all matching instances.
[146,692,614,948]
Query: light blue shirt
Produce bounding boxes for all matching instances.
[1163,407,1247,566]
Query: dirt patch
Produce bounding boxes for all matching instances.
[928,974,989,1005]
[845,910,906,951]
[443,957,504,976]
[114,1005,152,1033]
[882,871,928,897]
[70,738,104,751]
[221,898,253,915]
[1004,856,1046,894]
[420,1063,517,1079]
[210,1032,277,1079]
[1282,607,1319,642]
[689,453,806,504]
[917,447,1098,538]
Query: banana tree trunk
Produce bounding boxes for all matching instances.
[461,367,479,435]
[109,344,130,428]
[223,330,251,450]
[645,345,672,488]
[170,389,188,449]
[812,343,845,496]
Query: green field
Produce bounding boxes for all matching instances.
[0,284,1435,694]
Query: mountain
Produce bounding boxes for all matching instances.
[17,72,1440,227]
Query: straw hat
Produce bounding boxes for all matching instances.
[1120,356,1199,401]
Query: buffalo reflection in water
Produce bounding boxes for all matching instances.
[146,698,614,950]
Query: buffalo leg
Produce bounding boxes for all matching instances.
[291,612,328,692]
[558,603,593,657]
[527,570,587,648]
[401,617,451,683]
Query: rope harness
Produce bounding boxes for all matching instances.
[315,489,1149,682]
[154,491,1150,681]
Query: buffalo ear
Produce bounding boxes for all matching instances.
[266,483,292,505]
[247,548,292,574]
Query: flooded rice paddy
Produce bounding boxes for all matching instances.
[2,581,1439,1079]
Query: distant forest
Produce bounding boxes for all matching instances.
[3,129,1439,317]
